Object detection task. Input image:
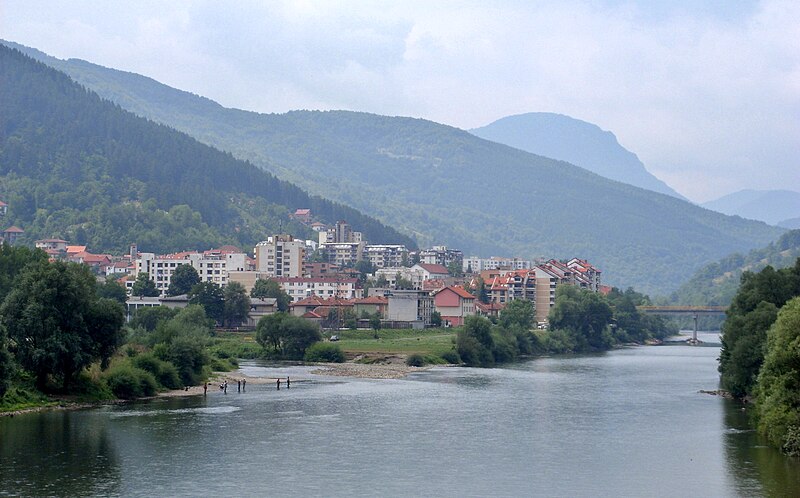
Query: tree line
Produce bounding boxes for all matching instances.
[718,258,800,455]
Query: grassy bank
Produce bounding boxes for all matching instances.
[330,328,456,357]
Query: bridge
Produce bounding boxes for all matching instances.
[636,306,728,344]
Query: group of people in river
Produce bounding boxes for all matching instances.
[201,377,290,395]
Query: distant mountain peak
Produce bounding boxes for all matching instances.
[702,189,800,226]
[470,112,687,200]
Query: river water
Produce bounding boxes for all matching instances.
[1,331,798,497]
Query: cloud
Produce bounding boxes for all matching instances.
[1,0,797,202]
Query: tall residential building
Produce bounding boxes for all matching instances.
[254,235,305,278]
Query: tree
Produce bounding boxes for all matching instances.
[395,274,414,290]
[250,278,291,312]
[430,310,443,327]
[0,244,48,303]
[369,314,382,331]
[131,272,159,297]
[0,340,12,398]
[188,282,224,325]
[167,264,200,296]
[1,261,125,388]
[498,299,535,330]
[447,260,463,277]
[255,313,321,359]
[96,276,128,304]
[755,297,800,454]
[719,260,800,397]
[548,285,614,351]
[223,281,251,327]
[456,316,495,367]
[86,298,126,370]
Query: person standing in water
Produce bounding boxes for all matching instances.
[286,376,290,389]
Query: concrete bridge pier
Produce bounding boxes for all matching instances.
[691,313,698,345]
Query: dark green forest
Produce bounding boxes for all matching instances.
[717,258,800,455]
[4,40,785,295]
[671,229,800,306]
[0,45,414,255]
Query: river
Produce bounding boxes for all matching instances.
[1,331,798,497]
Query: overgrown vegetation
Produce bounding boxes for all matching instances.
[715,258,800,455]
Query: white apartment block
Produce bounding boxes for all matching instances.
[365,244,409,268]
[463,256,532,273]
[135,249,247,295]
[323,242,365,267]
[374,266,425,290]
[254,235,305,278]
[419,245,463,268]
[274,277,361,301]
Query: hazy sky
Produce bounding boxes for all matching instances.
[2,1,798,202]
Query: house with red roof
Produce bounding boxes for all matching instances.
[413,263,451,281]
[1,226,24,245]
[292,208,312,224]
[433,286,476,326]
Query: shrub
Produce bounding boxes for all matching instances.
[105,365,158,399]
[304,342,346,363]
[133,353,182,390]
[405,354,425,367]
[440,350,461,364]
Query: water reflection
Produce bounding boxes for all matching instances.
[723,400,800,497]
[0,411,120,496]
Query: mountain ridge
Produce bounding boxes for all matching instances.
[470,112,687,200]
[702,189,800,226]
[0,45,414,255]
[3,40,785,295]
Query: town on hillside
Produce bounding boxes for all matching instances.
[11,211,604,330]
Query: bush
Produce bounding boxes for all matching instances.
[133,353,182,389]
[440,350,461,364]
[304,342,346,363]
[405,354,425,367]
[104,365,158,399]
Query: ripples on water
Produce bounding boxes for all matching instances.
[1,331,798,497]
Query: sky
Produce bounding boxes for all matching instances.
[2,1,798,202]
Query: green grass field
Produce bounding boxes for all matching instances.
[332,328,457,356]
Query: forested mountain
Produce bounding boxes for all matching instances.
[671,229,800,305]
[4,41,785,295]
[0,46,414,255]
[702,189,800,226]
[470,112,686,200]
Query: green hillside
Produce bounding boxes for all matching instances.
[0,46,414,254]
[671,229,800,306]
[6,41,785,294]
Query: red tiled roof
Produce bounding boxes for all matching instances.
[438,286,475,300]
[0,201,6,207]
[3,226,24,233]
[353,296,388,305]
[417,263,450,274]
[302,311,322,319]
[476,301,505,312]
[66,245,87,254]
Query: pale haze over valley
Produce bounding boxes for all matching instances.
[3,0,798,202]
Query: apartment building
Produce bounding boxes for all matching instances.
[254,235,305,278]
[135,248,248,295]
[364,244,409,268]
[462,256,532,273]
[274,277,361,301]
[419,246,463,269]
